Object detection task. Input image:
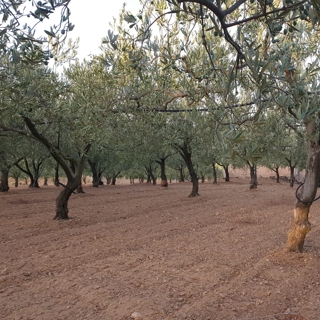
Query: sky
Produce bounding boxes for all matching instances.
[65,0,142,61]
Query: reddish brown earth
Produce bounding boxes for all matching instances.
[1,178,320,320]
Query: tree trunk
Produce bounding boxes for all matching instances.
[14,176,19,187]
[157,158,168,187]
[76,181,85,194]
[249,164,258,189]
[88,159,99,187]
[55,181,78,220]
[29,177,40,188]
[0,168,10,192]
[54,163,60,187]
[179,167,185,182]
[285,119,320,252]
[146,166,155,184]
[289,165,295,187]
[275,167,280,183]
[177,143,199,197]
[212,163,217,184]
[111,172,121,185]
[224,165,230,182]
[43,177,48,186]
[201,174,205,183]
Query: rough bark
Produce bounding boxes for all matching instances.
[249,164,258,189]
[285,119,320,252]
[0,168,10,192]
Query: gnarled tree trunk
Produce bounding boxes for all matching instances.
[285,119,320,252]
[88,159,99,187]
[156,158,168,187]
[0,168,9,192]
[176,142,199,197]
[289,165,295,187]
[249,163,258,189]
[179,167,185,182]
[212,162,217,184]
[111,172,121,185]
[273,167,280,183]
[55,180,79,220]
[54,163,60,187]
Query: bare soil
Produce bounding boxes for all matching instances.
[1,178,320,320]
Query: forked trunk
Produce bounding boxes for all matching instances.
[249,164,258,189]
[0,168,10,192]
[29,177,40,188]
[111,172,121,186]
[285,119,320,252]
[212,163,217,184]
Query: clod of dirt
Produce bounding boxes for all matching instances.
[130,312,142,319]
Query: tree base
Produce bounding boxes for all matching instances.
[188,193,200,198]
[161,180,168,187]
[53,214,69,220]
[285,205,311,253]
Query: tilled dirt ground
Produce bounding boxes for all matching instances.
[1,178,320,320]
